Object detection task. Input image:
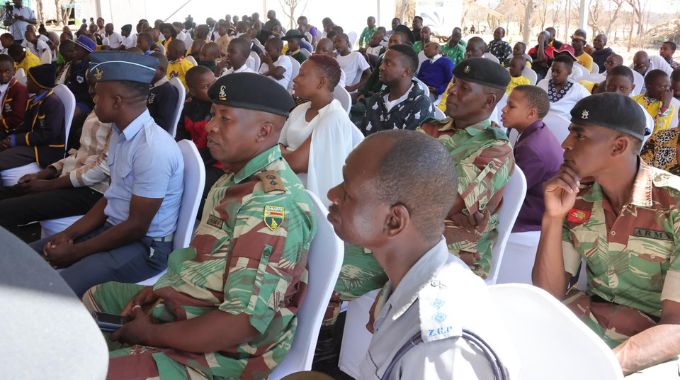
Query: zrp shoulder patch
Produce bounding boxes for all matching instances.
[264,205,285,230]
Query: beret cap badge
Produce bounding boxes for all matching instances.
[581,110,589,119]
[218,85,227,101]
[94,67,103,81]
[464,65,471,73]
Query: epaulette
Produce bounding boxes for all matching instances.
[256,170,287,193]
[652,170,680,192]
[488,121,510,141]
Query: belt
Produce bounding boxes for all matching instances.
[150,233,174,243]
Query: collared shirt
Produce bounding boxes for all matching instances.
[21,38,50,62]
[576,51,594,72]
[166,57,195,90]
[562,160,680,318]
[360,239,518,380]
[359,79,434,135]
[441,41,466,65]
[641,128,680,175]
[512,121,563,232]
[104,110,183,238]
[104,31,124,49]
[636,55,673,77]
[221,63,255,76]
[259,55,293,89]
[359,26,377,48]
[633,94,678,132]
[9,5,35,41]
[537,78,591,120]
[50,111,112,193]
[488,39,512,66]
[422,118,515,278]
[150,145,315,379]
[417,56,454,96]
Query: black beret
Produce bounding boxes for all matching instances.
[570,93,646,140]
[28,63,56,89]
[453,58,510,90]
[208,72,294,117]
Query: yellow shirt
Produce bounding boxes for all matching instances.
[437,81,452,112]
[579,80,595,93]
[16,51,41,74]
[506,76,531,94]
[576,52,594,72]
[633,94,677,132]
[167,57,195,89]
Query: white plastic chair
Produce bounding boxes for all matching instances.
[1,84,74,187]
[417,50,426,72]
[15,68,26,85]
[488,283,624,380]
[137,139,206,286]
[287,57,301,93]
[632,69,645,96]
[347,31,358,49]
[268,190,344,379]
[485,166,527,285]
[247,51,261,72]
[591,62,600,74]
[543,111,571,144]
[333,85,351,113]
[483,52,500,64]
[167,77,186,138]
[338,289,380,379]
[434,107,446,120]
[522,66,538,85]
[185,55,197,66]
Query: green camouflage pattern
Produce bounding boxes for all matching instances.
[333,244,387,300]
[85,145,316,380]
[428,118,514,278]
[562,161,680,320]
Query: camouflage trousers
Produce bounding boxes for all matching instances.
[83,282,244,380]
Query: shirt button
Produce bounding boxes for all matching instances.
[610,231,616,236]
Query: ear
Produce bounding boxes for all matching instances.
[384,203,410,238]
[611,135,630,157]
[256,120,274,142]
[527,106,538,120]
[485,92,498,110]
[318,76,326,90]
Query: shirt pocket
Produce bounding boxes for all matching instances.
[626,235,672,290]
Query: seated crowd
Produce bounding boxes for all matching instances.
[1,7,680,380]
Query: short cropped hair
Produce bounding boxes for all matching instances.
[512,85,550,118]
[373,130,457,242]
[664,41,677,52]
[388,44,419,76]
[186,65,212,87]
[307,54,341,90]
[553,54,574,69]
[672,68,680,82]
[644,69,668,87]
[609,65,634,83]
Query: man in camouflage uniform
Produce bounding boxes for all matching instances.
[82,73,316,380]
[533,93,680,378]
[420,58,515,278]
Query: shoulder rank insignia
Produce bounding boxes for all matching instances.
[257,170,286,193]
[264,205,285,231]
[566,208,591,224]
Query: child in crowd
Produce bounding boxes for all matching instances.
[501,85,562,232]
[671,68,680,101]
[259,38,293,90]
[135,32,160,55]
[416,42,454,100]
[147,52,179,132]
[8,44,41,74]
[512,41,532,67]
[220,37,256,75]
[0,55,28,137]
[506,55,531,94]
[166,39,195,90]
[174,65,218,214]
[633,69,678,131]
[197,41,220,74]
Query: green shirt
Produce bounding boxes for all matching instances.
[359,26,377,48]
[441,41,466,65]
[151,145,316,379]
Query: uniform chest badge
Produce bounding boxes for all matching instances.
[264,205,285,231]
[566,208,591,224]
[207,214,223,229]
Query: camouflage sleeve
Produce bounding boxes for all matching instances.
[333,244,388,300]
[562,222,581,276]
[218,195,313,334]
[661,208,680,303]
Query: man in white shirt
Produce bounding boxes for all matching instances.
[8,0,35,43]
[221,37,256,76]
[633,50,673,78]
[334,33,371,92]
[327,130,518,380]
[120,24,135,49]
[259,38,292,89]
[22,28,50,63]
[103,23,123,49]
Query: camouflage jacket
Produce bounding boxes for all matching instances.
[151,145,316,379]
[421,118,514,278]
[562,160,680,318]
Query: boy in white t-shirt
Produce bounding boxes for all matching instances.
[259,38,293,89]
[334,33,371,92]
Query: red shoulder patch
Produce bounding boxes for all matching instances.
[566,208,591,224]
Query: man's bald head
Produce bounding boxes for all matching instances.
[633,51,650,75]
[314,38,335,57]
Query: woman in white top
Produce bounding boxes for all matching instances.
[280,55,363,206]
[537,54,590,120]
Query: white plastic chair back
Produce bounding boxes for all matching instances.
[1,84,73,186]
[268,190,344,379]
[417,50,426,72]
[488,283,624,380]
[632,69,644,96]
[338,289,379,379]
[15,68,26,85]
[347,31,358,49]
[39,49,52,64]
[137,139,205,286]
[483,52,500,64]
[185,55,198,66]
[485,166,527,285]
[0,227,109,379]
[543,111,571,144]
[287,57,301,93]
[167,77,186,138]
[413,77,430,98]
[247,51,261,72]
[522,66,538,85]
[591,62,600,74]
[333,85,351,113]
[434,107,446,120]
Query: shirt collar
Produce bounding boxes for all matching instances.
[381,239,450,321]
[233,145,283,184]
[153,76,168,88]
[517,120,544,141]
[437,117,492,136]
[115,109,152,140]
[430,54,442,63]
[583,159,653,207]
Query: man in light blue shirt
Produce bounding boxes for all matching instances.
[31,51,184,297]
[8,0,36,43]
